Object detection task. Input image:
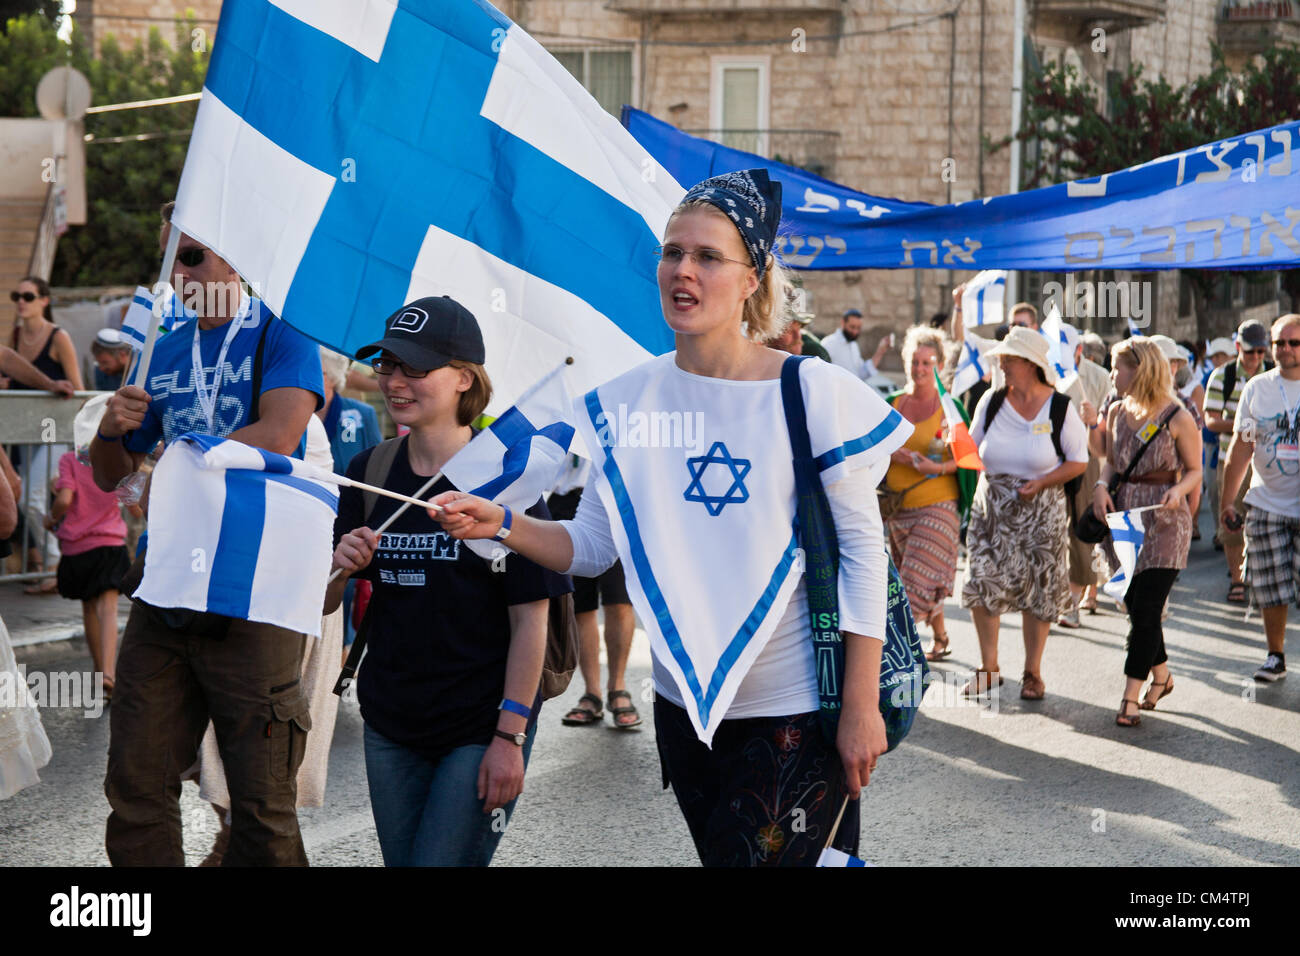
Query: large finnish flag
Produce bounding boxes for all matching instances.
[135,433,339,637]
[172,0,684,412]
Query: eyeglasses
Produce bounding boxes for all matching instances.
[1243,347,1268,355]
[177,247,207,268]
[656,244,751,270]
[371,356,431,378]
[10,291,37,303]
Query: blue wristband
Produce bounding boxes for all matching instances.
[499,697,531,719]
[493,504,513,541]
[96,428,121,443]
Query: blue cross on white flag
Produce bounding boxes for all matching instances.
[134,433,340,637]
[1102,509,1148,604]
[171,0,685,413]
[442,360,576,559]
[1041,305,1078,388]
[951,337,989,397]
[961,270,1006,326]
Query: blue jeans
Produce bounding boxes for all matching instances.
[363,722,535,866]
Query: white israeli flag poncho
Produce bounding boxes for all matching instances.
[575,354,909,745]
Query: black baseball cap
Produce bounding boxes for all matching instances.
[1236,319,1269,350]
[355,296,485,369]
[843,308,863,318]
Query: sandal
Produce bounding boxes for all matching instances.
[925,631,952,661]
[23,578,58,595]
[561,692,604,726]
[960,669,1003,697]
[606,689,643,730]
[1020,671,1046,700]
[1141,675,1174,711]
[1226,582,1247,605]
[1116,699,1141,727]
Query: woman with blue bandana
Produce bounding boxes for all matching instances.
[430,170,910,866]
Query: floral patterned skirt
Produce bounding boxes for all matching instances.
[653,698,858,867]
[961,472,1072,622]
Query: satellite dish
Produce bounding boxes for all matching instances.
[36,66,92,121]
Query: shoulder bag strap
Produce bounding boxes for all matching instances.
[245,318,274,426]
[1113,404,1179,490]
[362,436,406,524]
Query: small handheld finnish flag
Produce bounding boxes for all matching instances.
[120,284,194,351]
[961,270,1007,326]
[1041,305,1078,389]
[135,434,339,637]
[442,360,577,560]
[815,796,874,867]
[1102,508,1149,604]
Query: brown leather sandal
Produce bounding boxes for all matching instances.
[961,669,1003,697]
[1141,675,1174,710]
[1020,671,1046,700]
[1116,699,1141,727]
[561,692,604,726]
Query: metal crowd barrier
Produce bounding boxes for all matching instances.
[1,391,108,584]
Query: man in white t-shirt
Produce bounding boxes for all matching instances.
[1221,313,1300,683]
[822,308,890,380]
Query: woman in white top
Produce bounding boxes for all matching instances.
[429,169,909,866]
[961,328,1088,701]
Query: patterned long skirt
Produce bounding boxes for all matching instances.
[961,472,1071,623]
[888,499,960,624]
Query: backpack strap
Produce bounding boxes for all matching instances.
[362,435,406,524]
[245,317,274,426]
[1049,390,1071,465]
[1222,361,1236,409]
[982,387,1008,432]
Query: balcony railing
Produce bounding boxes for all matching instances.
[1032,0,1166,25]
[1217,1,1300,57]
[682,128,840,179]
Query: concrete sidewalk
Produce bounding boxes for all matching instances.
[0,581,130,647]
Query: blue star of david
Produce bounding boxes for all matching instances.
[204,1,672,358]
[683,441,751,516]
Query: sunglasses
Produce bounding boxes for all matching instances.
[10,291,38,303]
[176,247,207,268]
[1243,347,1268,355]
[370,356,432,379]
[1273,339,1300,350]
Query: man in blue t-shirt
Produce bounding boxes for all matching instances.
[90,202,324,867]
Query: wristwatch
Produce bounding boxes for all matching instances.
[493,729,526,747]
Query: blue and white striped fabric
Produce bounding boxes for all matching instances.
[135,433,339,637]
[119,284,194,351]
[442,361,576,560]
[960,270,1006,326]
[171,0,684,414]
[1041,306,1078,386]
[1103,509,1147,604]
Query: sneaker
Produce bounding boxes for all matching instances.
[1254,654,1287,683]
[1058,609,1080,629]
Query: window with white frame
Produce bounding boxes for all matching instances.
[551,47,634,118]
[710,57,770,155]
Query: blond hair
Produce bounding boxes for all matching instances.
[667,200,791,343]
[900,325,950,389]
[1271,313,1300,338]
[448,359,492,427]
[1112,337,1173,417]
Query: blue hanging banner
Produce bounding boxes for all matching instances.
[622,107,1300,273]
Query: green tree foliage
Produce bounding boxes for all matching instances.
[994,44,1300,338]
[0,1,61,31]
[0,13,207,287]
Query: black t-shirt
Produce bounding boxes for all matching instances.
[335,441,571,761]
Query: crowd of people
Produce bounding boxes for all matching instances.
[1,174,1297,866]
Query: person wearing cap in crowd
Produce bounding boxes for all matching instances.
[428,169,909,866]
[772,310,832,363]
[1219,313,1300,683]
[823,307,890,380]
[1092,337,1200,726]
[1058,322,1112,624]
[961,327,1088,699]
[1204,319,1274,603]
[91,329,134,392]
[324,296,571,867]
[91,200,324,866]
[1200,336,1237,548]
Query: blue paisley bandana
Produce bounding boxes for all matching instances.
[681,168,783,280]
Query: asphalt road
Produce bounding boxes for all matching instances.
[3,523,1298,867]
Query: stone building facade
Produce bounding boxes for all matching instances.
[72,1,1290,352]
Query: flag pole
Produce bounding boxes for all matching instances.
[823,796,850,852]
[127,223,181,388]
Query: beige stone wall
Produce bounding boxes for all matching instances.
[78,1,223,53]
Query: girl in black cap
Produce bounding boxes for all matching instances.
[325,297,570,866]
[431,171,911,866]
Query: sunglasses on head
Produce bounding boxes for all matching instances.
[10,291,38,303]
[176,247,207,268]
[1273,338,1300,350]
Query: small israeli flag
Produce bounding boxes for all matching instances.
[1102,509,1147,604]
[135,433,339,637]
[961,270,1006,326]
[442,361,577,560]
